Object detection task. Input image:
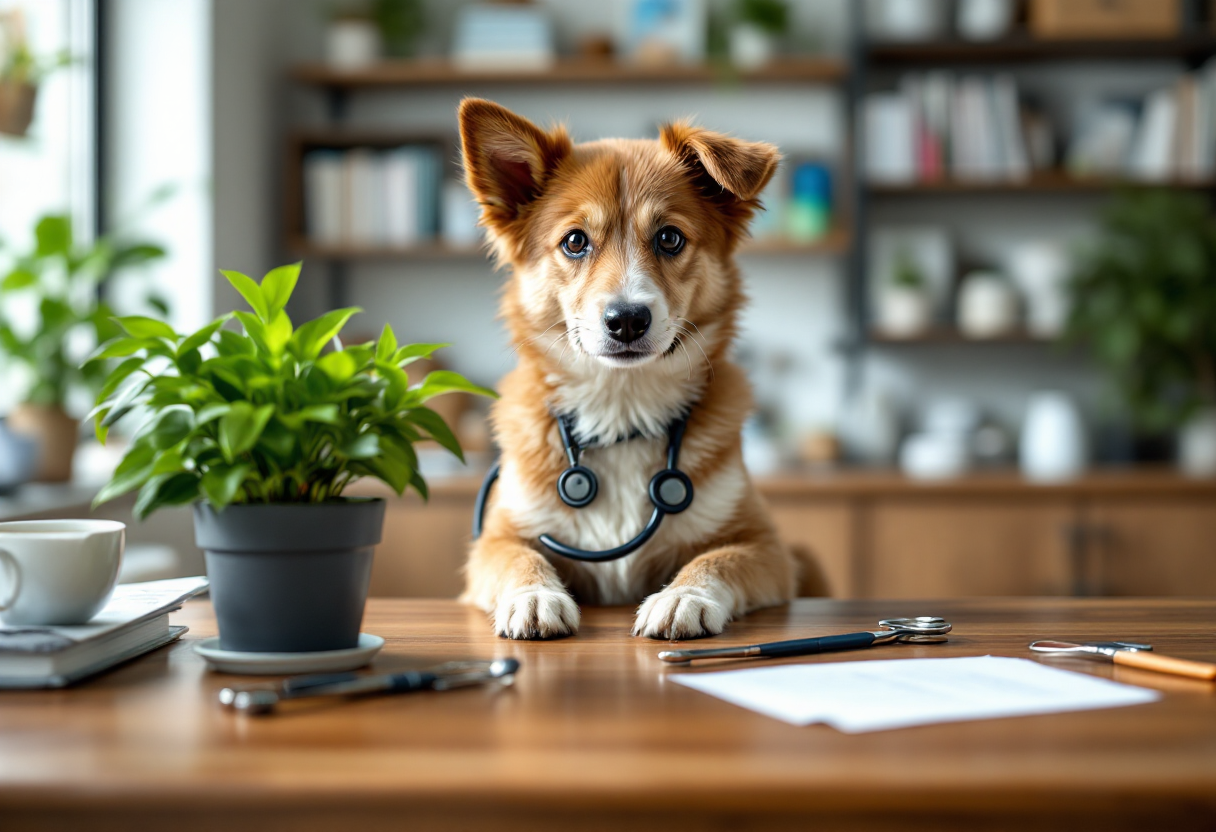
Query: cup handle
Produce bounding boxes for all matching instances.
[0,548,21,611]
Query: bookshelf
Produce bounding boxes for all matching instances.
[855,17,1216,352]
[291,55,848,89]
[286,54,856,308]
[284,10,1216,346]
[867,36,1216,66]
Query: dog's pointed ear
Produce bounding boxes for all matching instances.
[660,121,780,202]
[459,98,572,231]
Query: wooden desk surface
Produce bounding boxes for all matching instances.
[2,598,1215,831]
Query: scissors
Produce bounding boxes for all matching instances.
[657,617,952,664]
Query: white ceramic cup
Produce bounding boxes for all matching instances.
[0,519,124,626]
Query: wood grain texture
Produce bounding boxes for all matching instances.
[1,598,1215,831]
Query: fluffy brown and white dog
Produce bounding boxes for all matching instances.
[458,98,824,641]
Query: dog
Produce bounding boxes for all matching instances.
[458,98,824,641]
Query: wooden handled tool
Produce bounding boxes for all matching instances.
[1111,649,1216,681]
[1030,640,1216,681]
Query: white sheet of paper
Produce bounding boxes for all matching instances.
[671,656,1161,733]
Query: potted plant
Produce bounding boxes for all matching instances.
[0,213,166,481]
[0,10,72,138]
[876,248,933,337]
[89,262,495,652]
[1065,190,1216,475]
[729,0,788,70]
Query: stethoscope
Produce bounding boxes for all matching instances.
[472,412,695,562]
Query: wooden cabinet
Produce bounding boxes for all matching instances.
[367,489,472,598]
[866,499,1075,598]
[1086,499,1216,597]
[765,498,856,597]
[361,471,1216,600]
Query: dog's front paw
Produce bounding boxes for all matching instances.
[495,585,580,640]
[633,585,732,640]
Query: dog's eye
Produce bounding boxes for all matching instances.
[561,230,590,258]
[655,226,685,256]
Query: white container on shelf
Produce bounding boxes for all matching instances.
[326,19,381,70]
[957,0,1015,41]
[876,286,933,337]
[1020,392,1087,482]
[900,431,971,480]
[729,24,776,70]
[958,271,1020,338]
[872,0,949,41]
[1179,407,1216,478]
[1007,241,1073,338]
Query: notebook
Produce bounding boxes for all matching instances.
[0,576,208,689]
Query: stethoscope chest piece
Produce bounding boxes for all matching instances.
[649,469,693,514]
[557,466,598,508]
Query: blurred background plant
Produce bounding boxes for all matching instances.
[0,8,72,137]
[0,212,167,480]
[1065,190,1216,437]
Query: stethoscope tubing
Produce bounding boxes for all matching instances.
[472,413,692,563]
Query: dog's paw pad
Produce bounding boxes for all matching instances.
[495,586,580,640]
[633,585,731,640]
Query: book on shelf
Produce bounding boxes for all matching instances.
[303,144,443,249]
[866,72,1040,185]
[0,576,208,689]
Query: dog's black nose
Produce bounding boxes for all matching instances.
[603,303,651,343]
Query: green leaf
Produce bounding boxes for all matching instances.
[113,315,177,341]
[415,370,498,401]
[1,268,36,291]
[133,472,200,520]
[260,262,300,320]
[376,324,398,363]
[85,336,160,364]
[177,316,229,356]
[392,342,448,366]
[264,309,293,356]
[317,350,358,383]
[94,357,145,406]
[218,402,274,462]
[290,307,361,362]
[407,406,465,462]
[215,328,255,357]
[200,463,253,509]
[195,402,230,425]
[110,243,166,269]
[342,432,381,459]
[409,469,429,501]
[140,406,194,451]
[92,443,157,507]
[222,269,270,321]
[378,361,409,409]
[35,215,71,257]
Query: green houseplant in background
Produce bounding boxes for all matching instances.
[1065,189,1216,475]
[0,9,72,137]
[729,0,788,69]
[0,213,166,481]
[89,262,495,652]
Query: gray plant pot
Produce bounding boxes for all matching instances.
[194,499,385,653]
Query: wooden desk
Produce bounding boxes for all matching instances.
[2,598,1215,831]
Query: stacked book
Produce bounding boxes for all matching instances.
[1069,61,1216,181]
[304,145,442,248]
[0,576,208,688]
[863,73,1049,184]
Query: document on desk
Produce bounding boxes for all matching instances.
[671,656,1161,733]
